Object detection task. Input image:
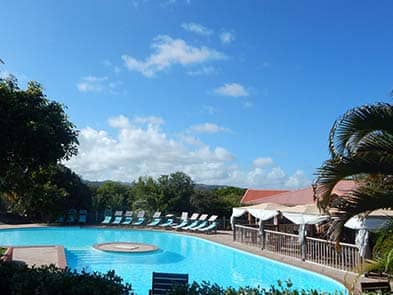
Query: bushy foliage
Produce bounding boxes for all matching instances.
[93,181,133,211]
[131,173,244,217]
[0,77,78,195]
[368,220,393,274]
[168,280,343,295]
[373,220,393,258]
[0,262,133,295]
[2,164,91,222]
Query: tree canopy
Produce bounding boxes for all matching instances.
[314,103,393,240]
[0,77,79,194]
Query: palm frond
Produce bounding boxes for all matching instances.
[314,152,393,208]
[329,103,393,158]
[327,185,393,241]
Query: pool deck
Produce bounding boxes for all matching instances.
[0,223,383,293]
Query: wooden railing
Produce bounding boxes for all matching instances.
[265,229,302,259]
[306,236,361,271]
[233,224,261,247]
[233,224,362,271]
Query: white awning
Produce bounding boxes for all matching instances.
[345,215,391,230]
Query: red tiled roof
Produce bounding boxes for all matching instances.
[241,180,357,206]
[240,189,289,205]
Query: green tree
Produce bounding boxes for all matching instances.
[158,172,194,213]
[190,187,243,218]
[0,77,78,195]
[314,103,393,240]
[3,164,91,221]
[93,181,132,211]
[130,176,161,212]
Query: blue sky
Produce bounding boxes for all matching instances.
[1,0,393,188]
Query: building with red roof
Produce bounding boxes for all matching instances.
[240,180,356,206]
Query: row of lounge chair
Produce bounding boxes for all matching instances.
[101,211,218,234]
[57,209,87,224]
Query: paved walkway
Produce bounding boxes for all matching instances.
[0,224,369,293]
[11,246,66,269]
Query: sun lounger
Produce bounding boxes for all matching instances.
[101,210,112,224]
[147,212,162,226]
[172,220,188,229]
[121,211,133,225]
[192,215,218,231]
[133,210,145,225]
[159,218,174,227]
[111,211,124,224]
[67,209,77,223]
[190,220,208,230]
[149,272,188,295]
[78,209,87,224]
[171,212,190,229]
[183,214,207,230]
[198,222,217,234]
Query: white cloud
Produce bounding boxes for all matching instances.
[102,59,122,74]
[77,76,108,92]
[253,157,274,168]
[77,76,122,94]
[189,122,229,134]
[214,83,249,97]
[65,115,311,189]
[285,170,310,188]
[219,31,235,44]
[122,35,226,77]
[187,66,216,76]
[181,22,213,36]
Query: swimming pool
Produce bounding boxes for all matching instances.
[0,227,346,294]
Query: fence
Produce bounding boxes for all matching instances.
[233,224,361,271]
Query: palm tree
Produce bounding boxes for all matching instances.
[314,103,393,240]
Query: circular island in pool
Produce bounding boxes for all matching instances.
[94,242,159,253]
[0,227,346,294]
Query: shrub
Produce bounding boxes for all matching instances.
[167,280,344,295]
[0,262,133,295]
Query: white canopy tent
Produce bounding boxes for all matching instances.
[344,209,393,258]
[344,209,393,231]
[280,204,330,225]
[230,203,289,228]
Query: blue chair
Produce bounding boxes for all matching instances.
[67,209,77,223]
[78,209,87,224]
[192,215,218,231]
[198,222,217,234]
[183,214,207,230]
[172,219,188,230]
[159,218,174,227]
[171,212,190,229]
[133,210,145,226]
[147,212,162,226]
[111,211,124,224]
[101,211,112,224]
[149,272,188,295]
[121,211,133,225]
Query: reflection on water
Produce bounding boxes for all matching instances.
[66,248,185,269]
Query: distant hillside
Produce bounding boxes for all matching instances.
[83,179,244,191]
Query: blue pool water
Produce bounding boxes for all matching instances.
[0,227,345,294]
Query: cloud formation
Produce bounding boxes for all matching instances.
[65,115,310,189]
[77,76,108,92]
[189,122,229,134]
[214,83,249,97]
[219,31,235,44]
[181,22,213,36]
[122,35,225,77]
[253,157,274,168]
[77,76,122,94]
